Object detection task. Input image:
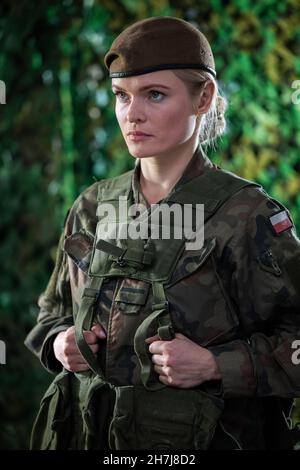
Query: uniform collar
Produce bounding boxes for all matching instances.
[132,146,216,207]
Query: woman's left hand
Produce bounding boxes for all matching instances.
[146,333,221,388]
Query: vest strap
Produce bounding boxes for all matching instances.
[133,281,175,390]
[74,277,105,378]
[152,282,174,340]
[96,239,124,258]
[96,238,154,269]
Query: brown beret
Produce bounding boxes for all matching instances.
[104,16,216,79]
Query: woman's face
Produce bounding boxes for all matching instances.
[111,70,200,159]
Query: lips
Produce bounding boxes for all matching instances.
[127,131,152,136]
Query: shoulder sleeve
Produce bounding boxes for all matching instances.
[210,192,300,398]
[24,194,81,373]
[24,181,101,373]
[24,226,73,373]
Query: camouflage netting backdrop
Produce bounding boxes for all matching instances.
[0,0,299,449]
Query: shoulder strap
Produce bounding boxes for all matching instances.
[167,167,261,221]
[74,277,106,378]
[97,166,260,220]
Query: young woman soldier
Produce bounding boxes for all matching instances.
[25,16,300,450]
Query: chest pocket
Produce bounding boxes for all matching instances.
[166,238,240,347]
[114,278,150,315]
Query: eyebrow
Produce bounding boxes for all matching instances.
[111,83,171,92]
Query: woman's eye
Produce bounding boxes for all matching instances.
[114,91,128,102]
[113,90,165,102]
[149,90,165,101]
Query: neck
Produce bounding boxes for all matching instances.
[139,141,198,204]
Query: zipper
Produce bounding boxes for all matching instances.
[266,249,282,276]
[219,421,243,449]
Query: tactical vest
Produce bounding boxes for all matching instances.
[73,167,260,450]
[31,166,261,450]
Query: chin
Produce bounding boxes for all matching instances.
[127,143,167,159]
[127,147,154,159]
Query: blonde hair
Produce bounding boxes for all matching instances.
[172,69,227,149]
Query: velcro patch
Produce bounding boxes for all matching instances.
[269,210,293,235]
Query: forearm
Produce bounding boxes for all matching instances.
[209,332,300,398]
[25,315,74,373]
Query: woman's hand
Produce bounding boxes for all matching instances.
[53,323,106,372]
[146,333,221,388]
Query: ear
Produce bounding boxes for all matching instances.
[196,81,215,115]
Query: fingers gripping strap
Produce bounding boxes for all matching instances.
[134,308,167,391]
[75,277,105,378]
[133,281,174,390]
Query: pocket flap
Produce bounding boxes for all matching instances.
[167,238,217,286]
[115,279,150,305]
[64,231,94,272]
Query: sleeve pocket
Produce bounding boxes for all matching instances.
[64,231,95,273]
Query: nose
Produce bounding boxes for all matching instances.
[126,97,146,124]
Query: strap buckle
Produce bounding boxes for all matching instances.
[116,254,126,267]
[152,300,169,312]
[158,324,175,341]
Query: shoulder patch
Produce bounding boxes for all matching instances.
[269,210,293,235]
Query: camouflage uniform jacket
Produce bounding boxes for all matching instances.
[25,147,300,450]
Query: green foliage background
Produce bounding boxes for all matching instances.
[1,0,300,449]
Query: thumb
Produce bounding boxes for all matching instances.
[91,323,107,339]
[145,334,160,344]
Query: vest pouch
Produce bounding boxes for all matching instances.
[68,373,116,450]
[108,385,224,450]
[30,370,71,450]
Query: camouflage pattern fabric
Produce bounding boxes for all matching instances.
[25,147,300,449]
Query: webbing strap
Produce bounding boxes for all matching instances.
[152,282,174,341]
[134,281,174,390]
[167,168,260,215]
[74,277,105,378]
[134,308,167,390]
[96,238,153,268]
[96,239,124,258]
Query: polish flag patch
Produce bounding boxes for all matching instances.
[269,210,293,235]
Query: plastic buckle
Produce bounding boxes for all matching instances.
[152,300,169,312]
[116,256,126,267]
[158,324,175,341]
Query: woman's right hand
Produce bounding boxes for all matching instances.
[53,323,106,372]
